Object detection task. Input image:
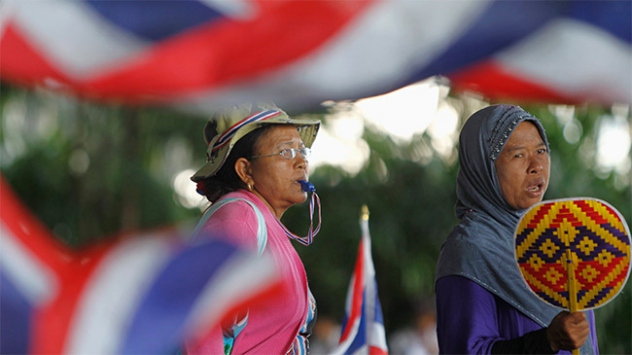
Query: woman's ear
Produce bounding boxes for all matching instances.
[234,157,253,186]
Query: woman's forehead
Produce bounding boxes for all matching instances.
[504,121,545,147]
[258,126,302,147]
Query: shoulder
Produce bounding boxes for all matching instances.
[211,191,268,221]
[213,198,258,220]
[196,192,266,249]
[454,211,502,237]
[436,275,493,299]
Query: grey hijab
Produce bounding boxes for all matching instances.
[435,104,594,353]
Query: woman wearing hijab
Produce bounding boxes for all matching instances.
[435,105,599,354]
[187,102,321,355]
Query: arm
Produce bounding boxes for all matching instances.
[436,275,558,354]
[492,311,589,354]
[437,276,590,354]
[490,328,554,354]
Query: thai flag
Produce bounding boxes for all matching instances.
[0,1,629,111]
[331,206,388,355]
[0,176,284,354]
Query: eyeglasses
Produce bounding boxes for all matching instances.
[251,147,311,160]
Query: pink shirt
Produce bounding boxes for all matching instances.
[187,190,311,354]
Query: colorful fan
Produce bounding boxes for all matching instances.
[515,198,631,311]
[515,198,631,354]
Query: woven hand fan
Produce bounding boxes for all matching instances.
[515,198,631,353]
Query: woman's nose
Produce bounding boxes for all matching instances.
[296,155,308,170]
[528,157,543,174]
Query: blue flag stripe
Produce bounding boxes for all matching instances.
[84,0,225,41]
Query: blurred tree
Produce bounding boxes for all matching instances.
[1,85,202,247]
[1,83,630,353]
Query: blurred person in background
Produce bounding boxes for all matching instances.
[187,102,321,354]
[309,315,341,355]
[388,298,438,355]
[435,104,598,354]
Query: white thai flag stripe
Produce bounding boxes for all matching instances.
[497,19,632,103]
[5,0,148,79]
[64,236,172,354]
[0,221,58,305]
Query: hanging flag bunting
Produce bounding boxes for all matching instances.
[0,176,285,354]
[331,205,389,355]
[0,1,629,112]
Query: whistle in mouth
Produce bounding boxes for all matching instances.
[298,180,315,193]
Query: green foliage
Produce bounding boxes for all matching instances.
[1,87,202,247]
[1,84,630,353]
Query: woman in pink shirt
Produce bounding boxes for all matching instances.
[187,102,321,354]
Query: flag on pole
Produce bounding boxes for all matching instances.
[331,205,388,355]
[0,175,285,354]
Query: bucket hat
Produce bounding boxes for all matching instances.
[191,102,320,182]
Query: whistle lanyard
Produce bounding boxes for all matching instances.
[277,191,321,246]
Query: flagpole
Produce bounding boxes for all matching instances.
[361,205,369,219]
[360,205,375,351]
[361,205,369,236]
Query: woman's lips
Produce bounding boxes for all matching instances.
[526,178,545,196]
[526,185,541,192]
